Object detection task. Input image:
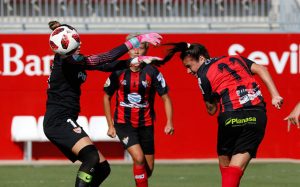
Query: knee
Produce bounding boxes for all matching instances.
[78,145,100,166]
[133,155,145,165]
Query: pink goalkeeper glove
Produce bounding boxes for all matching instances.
[130,56,163,67]
[125,33,162,49]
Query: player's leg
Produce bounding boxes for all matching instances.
[73,138,111,187]
[219,153,250,187]
[90,152,111,187]
[44,115,105,187]
[70,119,110,187]
[217,111,244,187]
[218,109,267,187]
[144,155,154,177]
[139,125,155,178]
[72,139,111,187]
[219,155,231,167]
[127,144,148,187]
[72,137,101,187]
[230,153,251,170]
[114,123,148,187]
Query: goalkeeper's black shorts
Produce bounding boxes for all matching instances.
[43,108,88,162]
[217,108,267,158]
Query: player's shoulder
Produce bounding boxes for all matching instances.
[227,55,249,61]
[211,55,248,64]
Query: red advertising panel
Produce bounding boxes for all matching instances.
[0,33,299,160]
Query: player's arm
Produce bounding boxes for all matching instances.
[103,73,119,138]
[84,33,162,66]
[64,32,162,66]
[103,93,116,138]
[161,94,174,135]
[85,59,130,71]
[250,63,283,109]
[63,44,128,66]
[198,75,218,116]
[86,56,163,71]
[152,67,174,135]
[205,100,218,116]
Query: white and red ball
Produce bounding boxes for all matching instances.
[49,26,80,55]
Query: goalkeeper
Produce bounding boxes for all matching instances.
[43,21,162,187]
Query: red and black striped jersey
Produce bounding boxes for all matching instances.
[197,55,265,113]
[104,64,168,127]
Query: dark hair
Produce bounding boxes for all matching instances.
[48,21,61,30]
[48,20,76,31]
[152,42,210,66]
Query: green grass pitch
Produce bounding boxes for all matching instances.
[0,163,299,187]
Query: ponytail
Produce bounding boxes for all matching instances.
[151,42,189,67]
[151,42,210,67]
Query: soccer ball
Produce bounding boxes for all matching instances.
[49,26,80,55]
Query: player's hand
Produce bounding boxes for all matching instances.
[164,122,174,135]
[285,118,300,132]
[137,33,162,46]
[272,96,283,109]
[126,33,162,49]
[284,110,300,132]
[107,126,116,138]
[130,56,163,67]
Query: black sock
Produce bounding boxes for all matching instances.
[75,145,100,187]
[90,160,111,187]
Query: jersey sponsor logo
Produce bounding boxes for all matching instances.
[122,136,129,145]
[128,93,141,104]
[120,102,148,108]
[156,73,166,88]
[225,117,257,127]
[78,71,86,81]
[236,88,262,105]
[104,78,111,87]
[120,93,149,108]
[135,174,145,179]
